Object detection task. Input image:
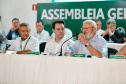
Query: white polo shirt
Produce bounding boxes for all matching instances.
[97,29,105,36]
[33,29,50,42]
[44,35,74,56]
[9,36,39,52]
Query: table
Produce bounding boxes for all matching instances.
[0,54,126,84]
[107,43,125,51]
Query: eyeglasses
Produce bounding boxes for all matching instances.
[80,27,94,31]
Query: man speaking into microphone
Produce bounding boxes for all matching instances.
[71,20,107,58]
[44,20,74,56]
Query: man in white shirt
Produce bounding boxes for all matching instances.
[44,21,74,56]
[94,19,104,36]
[51,28,73,39]
[7,23,39,54]
[33,21,50,42]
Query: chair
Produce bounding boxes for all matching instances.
[116,27,125,34]
[108,48,118,58]
[39,42,47,54]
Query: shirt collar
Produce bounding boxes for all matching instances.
[37,29,45,35]
[21,35,31,42]
[52,35,67,43]
[90,34,97,42]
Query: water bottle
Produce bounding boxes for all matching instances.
[1,41,6,53]
[67,34,71,39]
[66,43,71,56]
[102,44,108,59]
[12,31,16,40]
[36,33,40,40]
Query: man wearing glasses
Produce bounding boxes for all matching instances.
[71,20,107,58]
[102,19,124,43]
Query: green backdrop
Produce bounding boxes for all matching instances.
[37,1,126,37]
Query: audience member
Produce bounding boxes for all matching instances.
[71,20,107,58]
[6,18,21,40]
[94,19,104,36]
[102,19,124,43]
[33,20,50,42]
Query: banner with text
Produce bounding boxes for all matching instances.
[37,1,126,36]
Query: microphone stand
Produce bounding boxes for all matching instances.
[58,36,73,56]
[58,33,78,56]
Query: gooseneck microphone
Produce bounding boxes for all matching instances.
[58,33,78,56]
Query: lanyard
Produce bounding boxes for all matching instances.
[20,36,31,51]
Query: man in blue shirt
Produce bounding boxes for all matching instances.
[71,20,107,58]
[6,18,21,40]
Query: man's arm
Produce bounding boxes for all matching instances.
[17,50,31,54]
[5,49,31,54]
[78,33,102,58]
[115,45,126,56]
[6,29,12,40]
[110,31,124,43]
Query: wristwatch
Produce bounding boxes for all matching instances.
[85,42,89,47]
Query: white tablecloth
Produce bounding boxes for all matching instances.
[0,54,126,84]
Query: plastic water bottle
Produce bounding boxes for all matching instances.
[67,34,71,39]
[36,33,40,40]
[66,43,71,56]
[102,44,108,59]
[1,41,6,53]
[12,31,16,40]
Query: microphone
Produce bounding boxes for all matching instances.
[58,33,78,56]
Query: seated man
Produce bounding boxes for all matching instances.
[51,28,73,39]
[33,20,50,42]
[102,19,124,43]
[71,20,107,58]
[94,19,104,36]
[44,21,74,56]
[6,23,39,54]
[115,45,126,56]
[6,18,21,40]
[0,33,9,49]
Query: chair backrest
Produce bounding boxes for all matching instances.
[108,48,118,58]
[116,27,125,34]
[39,42,47,53]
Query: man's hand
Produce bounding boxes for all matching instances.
[11,25,16,31]
[108,29,113,35]
[102,29,112,36]
[78,33,88,45]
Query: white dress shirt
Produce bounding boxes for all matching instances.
[9,36,39,52]
[33,29,50,42]
[44,35,74,56]
[97,29,105,36]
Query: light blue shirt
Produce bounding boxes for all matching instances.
[71,34,107,57]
